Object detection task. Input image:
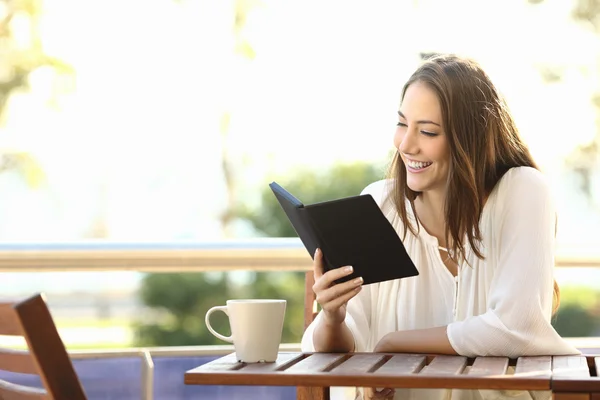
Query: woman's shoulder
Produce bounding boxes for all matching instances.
[493,166,551,199]
[360,179,394,205]
[489,167,554,220]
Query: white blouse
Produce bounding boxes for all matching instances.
[301,167,579,400]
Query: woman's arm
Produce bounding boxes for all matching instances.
[301,250,373,353]
[373,326,457,354]
[302,294,372,353]
[445,168,577,357]
[374,168,577,358]
[313,317,356,353]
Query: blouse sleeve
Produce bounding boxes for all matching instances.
[446,168,579,357]
[300,280,373,352]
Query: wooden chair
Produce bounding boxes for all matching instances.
[0,293,87,399]
[299,271,327,400]
[304,271,318,331]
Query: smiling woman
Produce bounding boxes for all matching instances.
[302,55,578,400]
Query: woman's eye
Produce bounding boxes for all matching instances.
[396,122,407,127]
[421,130,438,137]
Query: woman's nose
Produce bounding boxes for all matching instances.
[399,129,418,155]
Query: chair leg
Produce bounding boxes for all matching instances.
[297,386,329,400]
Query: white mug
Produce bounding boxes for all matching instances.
[205,299,286,363]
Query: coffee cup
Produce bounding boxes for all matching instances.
[205,299,286,363]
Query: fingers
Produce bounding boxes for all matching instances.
[311,249,363,322]
[317,276,363,309]
[313,262,356,293]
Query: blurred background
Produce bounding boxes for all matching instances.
[0,0,599,352]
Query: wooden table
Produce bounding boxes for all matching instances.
[185,352,600,400]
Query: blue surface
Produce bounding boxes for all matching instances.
[0,357,142,399]
[154,355,295,399]
[75,357,142,399]
[0,355,295,399]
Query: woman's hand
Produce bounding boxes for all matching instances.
[312,248,363,326]
[362,387,395,399]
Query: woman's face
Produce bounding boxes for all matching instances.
[394,81,451,195]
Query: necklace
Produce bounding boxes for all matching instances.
[438,246,454,263]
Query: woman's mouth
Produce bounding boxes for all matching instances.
[406,160,433,173]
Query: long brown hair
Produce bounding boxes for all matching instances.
[388,54,560,313]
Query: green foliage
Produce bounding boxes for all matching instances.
[557,286,600,308]
[134,271,307,345]
[572,0,600,32]
[0,0,70,187]
[0,0,74,116]
[551,285,600,337]
[135,273,233,346]
[134,161,385,346]
[552,304,599,337]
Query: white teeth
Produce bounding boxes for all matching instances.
[408,161,432,169]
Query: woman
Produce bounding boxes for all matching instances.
[300,55,579,400]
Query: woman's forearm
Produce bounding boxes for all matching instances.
[374,326,458,355]
[312,317,355,353]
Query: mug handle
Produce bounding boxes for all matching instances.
[205,306,233,343]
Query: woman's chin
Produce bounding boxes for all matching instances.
[406,180,426,193]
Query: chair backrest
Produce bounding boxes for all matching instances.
[304,271,318,330]
[0,293,87,400]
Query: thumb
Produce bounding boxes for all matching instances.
[313,248,324,280]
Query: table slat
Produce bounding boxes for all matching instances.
[552,356,590,378]
[185,352,554,390]
[241,353,304,372]
[468,357,509,376]
[514,356,552,378]
[421,355,467,376]
[191,353,243,372]
[551,355,599,393]
[329,354,385,375]
[284,353,345,373]
[371,354,426,375]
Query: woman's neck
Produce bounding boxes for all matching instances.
[415,189,447,246]
[418,190,446,220]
